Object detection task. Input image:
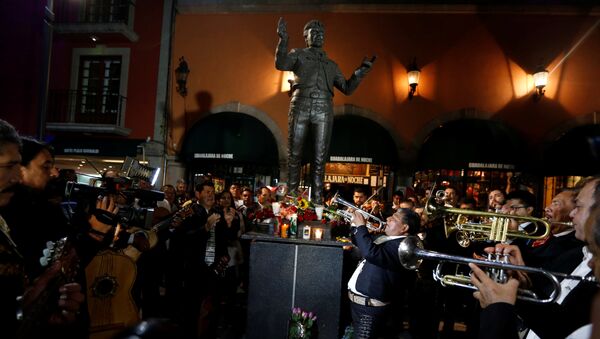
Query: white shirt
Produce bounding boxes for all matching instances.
[526,247,592,339]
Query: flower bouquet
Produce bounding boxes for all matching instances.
[288,307,317,339]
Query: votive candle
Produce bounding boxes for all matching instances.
[314,228,323,241]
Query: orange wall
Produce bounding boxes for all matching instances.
[171,11,599,153]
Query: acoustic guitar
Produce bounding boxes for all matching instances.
[86,249,139,339]
[16,237,79,339]
[86,201,196,339]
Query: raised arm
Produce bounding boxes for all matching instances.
[275,17,296,71]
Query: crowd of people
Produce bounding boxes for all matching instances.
[2,116,600,339]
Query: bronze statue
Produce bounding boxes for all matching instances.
[275,17,375,204]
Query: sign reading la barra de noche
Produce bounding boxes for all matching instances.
[194,153,234,159]
[468,162,515,170]
[329,155,373,163]
[325,175,370,185]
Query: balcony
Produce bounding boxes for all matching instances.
[46,90,131,136]
[54,0,139,42]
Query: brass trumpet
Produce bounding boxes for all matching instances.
[397,236,598,304]
[330,192,387,232]
[425,194,550,247]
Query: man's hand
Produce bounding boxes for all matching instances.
[483,243,530,286]
[277,17,288,40]
[89,195,119,236]
[205,213,221,232]
[355,55,376,77]
[351,209,366,227]
[484,244,525,266]
[23,263,85,325]
[224,207,235,226]
[50,282,85,324]
[470,263,519,308]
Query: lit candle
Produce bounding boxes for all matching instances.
[314,228,323,241]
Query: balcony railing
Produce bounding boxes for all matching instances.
[47,90,126,126]
[53,0,138,41]
[54,0,133,25]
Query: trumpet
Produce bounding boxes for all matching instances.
[397,236,598,304]
[425,193,550,247]
[542,218,574,228]
[330,192,387,232]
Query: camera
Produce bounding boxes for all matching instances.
[63,177,165,229]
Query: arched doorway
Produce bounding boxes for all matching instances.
[181,112,279,191]
[415,118,527,208]
[541,123,600,206]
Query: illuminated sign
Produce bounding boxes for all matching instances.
[329,156,373,163]
[194,153,234,159]
[468,162,515,169]
[63,148,100,154]
[325,175,370,185]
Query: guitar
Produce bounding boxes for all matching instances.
[86,249,139,339]
[16,238,79,339]
[86,201,196,339]
[124,200,195,261]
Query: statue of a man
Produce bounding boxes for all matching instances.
[275,17,375,204]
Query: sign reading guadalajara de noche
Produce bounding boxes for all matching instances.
[325,175,370,185]
[468,162,515,170]
[194,153,234,159]
[329,156,373,163]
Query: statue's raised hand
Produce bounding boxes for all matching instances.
[277,17,288,40]
[355,55,376,77]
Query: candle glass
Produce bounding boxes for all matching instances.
[315,205,324,220]
[314,228,323,241]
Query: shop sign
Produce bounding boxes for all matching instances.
[329,155,373,163]
[325,175,370,185]
[63,148,100,154]
[468,162,515,170]
[194,153,234,159]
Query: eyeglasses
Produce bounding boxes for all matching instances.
[508,205,528,211]
[0,162,20,170]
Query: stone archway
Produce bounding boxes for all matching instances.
[333,104,408,165]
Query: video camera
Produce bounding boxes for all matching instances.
[63,157,165,229]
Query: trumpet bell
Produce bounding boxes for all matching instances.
[398,236,424,270]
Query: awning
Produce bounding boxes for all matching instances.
[326,115,399,165]
[48,136,144,157]
[542,124,600,176]
[417,119,525,170]
[181,112,278,166]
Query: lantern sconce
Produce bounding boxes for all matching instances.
[533,65,548,101]
[175,57,190,98]
[407,58,421,100]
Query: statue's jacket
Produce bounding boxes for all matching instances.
[276,46,362,98]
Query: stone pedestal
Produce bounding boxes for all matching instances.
[243,232,346,339]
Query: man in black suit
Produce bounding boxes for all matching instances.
[347,208,419,338]
[275,17,374,203]
[166,181,230,338]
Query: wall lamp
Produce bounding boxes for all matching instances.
[533,65,548,100]
[175,57,190,97]
[407,59,420,100]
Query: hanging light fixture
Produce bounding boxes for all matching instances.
[407,58,421,100]
[533,65,548,100]
[175,57,190,97]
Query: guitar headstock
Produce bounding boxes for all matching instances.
[39,237,79,282]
